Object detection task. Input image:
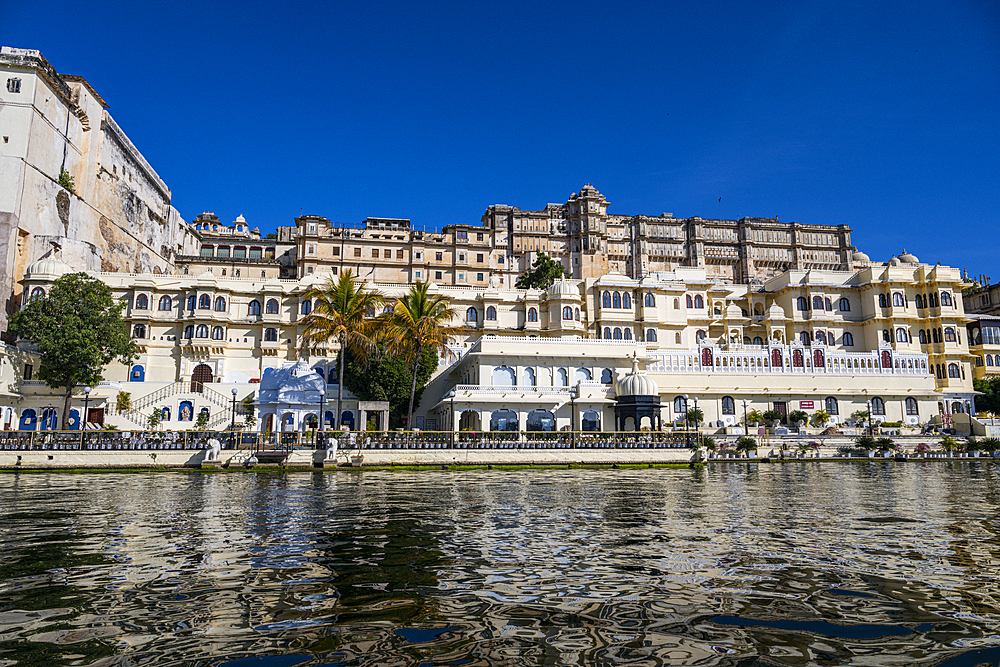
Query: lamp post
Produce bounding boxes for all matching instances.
[866,399,873,437]
[450,389,456,449]
[693,397,700,448]
[81,386,92,448]
[743,398,749,442]
[230,388,238,448]
[570,384,577,449]
[683,393,690,449]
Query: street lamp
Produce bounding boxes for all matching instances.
[81,386,92,448]
[230,388,238,448]
[692,397,699,448]
[866,399,873,437]
[683,393,690,448]
[743,398,749,441]
[570,384,577,448]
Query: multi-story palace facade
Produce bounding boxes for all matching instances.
[13,223,979,434]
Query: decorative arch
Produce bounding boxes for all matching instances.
[199,294,211,309]
[158,295,172,311]
[526,409,556,432]
[248,300,261,316]
[135,294,149,310]
[527,307,538,322]
[214,296,227,312]
[266,298,279,314]
[492,365,515,386]
[130,365,145,382]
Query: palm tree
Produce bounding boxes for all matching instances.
[301,271,384,429]
[384,281,461,429]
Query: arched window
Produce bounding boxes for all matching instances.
[815,330,827,344]
[988,355,996,367]
[646,328,658,342]
[492,365,515,386]
[562,306,572,320]
[930,293,939,307]
[328,368,337,384]
[797,297,808,311]
[603,327,611,339]
[918,330,927,344]
[800,331,811,345]
[906,397,918,415]
[211,326,224,340]
[365,306,375,318]
[132,324,146,338]
[266,298,279,314]
[753,336,763,345]
[813,296,823,310]
[944,328,956,342]
[575,368,592,383]
[581,410,601,432]
[215,296,226,312]
[839,298,851,311]
[645,293,655,307]
[941,292,952,306]
[603,291,612,308]
[264,328,278,342]
[612,292,621,308]
[916,294,925,308]
[184,325,194,339]
[883,329,891,342]
[623,328,632,340]
[248,300,261,316]
[932,329,940,343]
[187,295,197,310]
[843,332,854,346]
[696,329,706,342]
[673,396,685,413]
[135,294,148,310]
[524,367,536,386]
[195,324,209,338]
[384,306,393,314]
[158,295,172,311]
[486,306,497,320]
[301,300,311,315]
[871,397,885,416]
[825,297,832,311]
[556,368,568,386]
[878,294,887,308]
[526,409,556,432]
[896,327,908,343]
[622,292,632,309]
[490,409,519,432]
[722,396,735,415]
[29,287,44,301]
[948,363,960,378]
[199,294,211,309]
[825,396,839,415]
[466,307,478,322]
[574,307,580,321]
[613,327,622,340]
[694,295,704,309]
[527,307,538,322]
[601,368,613,383]
[130,365,145,382]
[892,292,905,307]
[686,294,693,308]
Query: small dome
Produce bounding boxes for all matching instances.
[767,303,786,319]
[897,249,919,263]
[888,257,901,266]
[852,250,870,262]
[725,303,743,319]
[616,357,659,397]
[25,256,73,279]
[546,277,580,299]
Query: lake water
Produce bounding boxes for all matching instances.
[1,464,1000,666]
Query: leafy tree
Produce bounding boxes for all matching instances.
[850,409,871,425]
[116,391,132,413]
[241,395,256,429]
[384,281,460,428]
[343,346,438,428]
[686,407,704,425]
[974,377,1000,415]
[515,252,569,290]
[735,436,757,454]
[787,409,808,426]
[302,270,385,429]
[195,410,209,430]
[762,409,782,424]
[265,232,277,240]
[147,409,161,431]
[810,409,830,427]
[746,409,764,425]
[9,273,137,429]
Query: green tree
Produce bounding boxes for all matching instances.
[787,409,809,426]
[686,407,704,425]
[384,281,460,428]
[195,410,209,430]
[58,167,75,194]
[343,346,438,429]
[735,436,757,454]
[302,270,385,429]
[515,252,569,290]
[147,409,161,431]
[9,273,137,429]
[265,232,277,240]
[116,391,132,413]
[974,377,1000,415]
[241,395,256,429]
[810,409,830,427]
[746,409,764,425]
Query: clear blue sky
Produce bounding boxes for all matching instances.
[10,0,999,278]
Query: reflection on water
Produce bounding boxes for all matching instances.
[0,463,999,665]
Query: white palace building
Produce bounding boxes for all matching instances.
[9,242,978,436]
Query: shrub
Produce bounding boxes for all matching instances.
[915,443,930,455]
[939,435,961,452]
[735,436,757,453]
[702,436,717,451]
[788,410,808,426]
[762,409,782,424]
[973,437,1000,452]
[875,437,896,450]
[880,421,902,428]
[746,409,764,426]
[855,435,877,450]
[58,167,75,193]
[810,410,830,427]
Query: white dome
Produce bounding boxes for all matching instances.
[852,249,870,262]
[897,250,919,263]
[888,257,901,266]
[767,303,787,319]
[546,277,580,299]
[725,303,744,319]
[616,357,659,397]
[258,361,325,405]
[25,256,73,279]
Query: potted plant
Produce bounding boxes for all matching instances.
[735,436,757,458]
[810,410,830,429]
[703,437,717,458]
[798,441,820,458]
[788,410,808,432]
[939,435,960,457]
[875,437,895,457]
[976,437,1000,457]
[855,435,877,457]
[746,409,764,430]
[915,442,930,458]
[763,410,782,427]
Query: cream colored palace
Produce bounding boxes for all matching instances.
[0,47,983,436]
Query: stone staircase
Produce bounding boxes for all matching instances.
[112,381,251,428]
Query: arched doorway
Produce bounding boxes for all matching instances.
[526,409,555,432]
[192,364,213,392]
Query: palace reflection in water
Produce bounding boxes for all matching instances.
[1,465,999,666]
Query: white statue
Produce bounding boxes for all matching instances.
[205,437,222,461]
[325,436,338,462]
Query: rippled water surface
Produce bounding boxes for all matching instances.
[2,463,1000,666]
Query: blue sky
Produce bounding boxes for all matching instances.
[9,0,999,278]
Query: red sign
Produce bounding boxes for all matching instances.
[800,401,814,409]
